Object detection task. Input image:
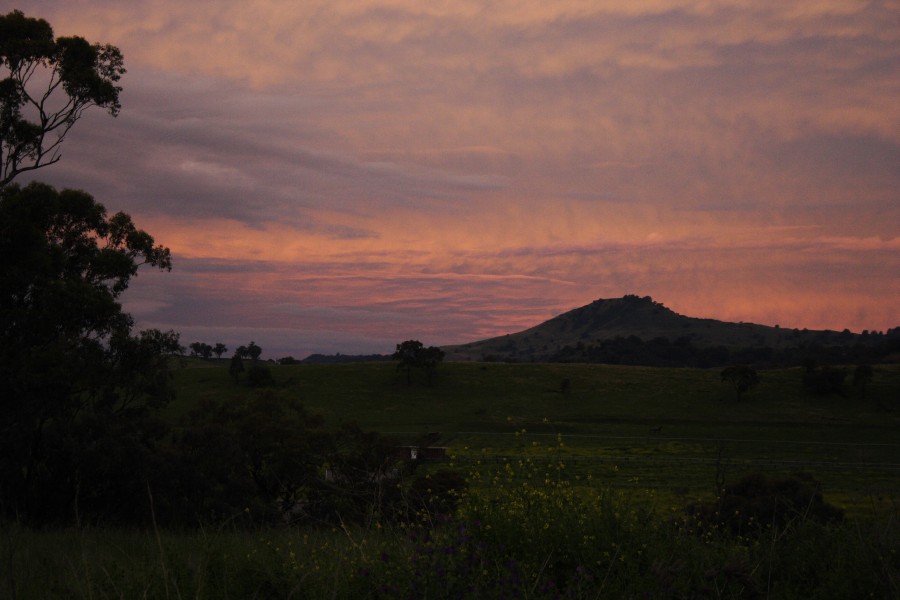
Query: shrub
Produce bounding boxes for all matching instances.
[247,364,273,387]
[687,472,843,536]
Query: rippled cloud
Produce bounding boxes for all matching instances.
[12,0,899,356]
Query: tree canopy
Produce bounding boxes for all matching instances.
[393,340,446,385]
[1,9,125,185]
[720,365,760,401]
[0,181,176,522]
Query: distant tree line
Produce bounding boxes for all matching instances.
[188,341,228,359]
[543,332,900,369]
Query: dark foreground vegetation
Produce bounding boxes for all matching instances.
[3,463,897,599]
[3,360,900,599]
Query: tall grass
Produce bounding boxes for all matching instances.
[6,362,896,598]
[5,454,897,599]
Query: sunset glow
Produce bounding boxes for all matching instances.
[12,1,899,357]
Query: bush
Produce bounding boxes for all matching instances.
[687,472,844,536]
[246,364,273,387]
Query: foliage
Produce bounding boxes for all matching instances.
[322,424,407,524]
[189,341,213,359]
[721,365,760,401]
[394,339,424,383]
[227,342,270,386]
[169,393,404,527]
[393,339,445,385]
[0,10,125,185]
[0,181,176,523]
[420,345,446,385]
[171,392,334,525]
[8,451,894,599]
[228,352,244,384]
[234,340,262,361]
[188,341,231,360]
[688,472,844,537]
[546,332,900,368]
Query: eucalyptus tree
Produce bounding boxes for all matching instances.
[0,182,176,522]
[720,365,760,401]
[0,11,185,524]
[1,9,124,186]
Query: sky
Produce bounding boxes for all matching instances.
[9,1,900,359]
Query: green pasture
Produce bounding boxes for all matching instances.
[4,361,898,599]
[170,360,900,514]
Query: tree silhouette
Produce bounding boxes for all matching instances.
[720,365,760,401]
[189,342,213,359]
[0,15,182,525]
[393,340,445,385]
[0,182,175,522]
[229,353,245,384]
[1,10,125,185]
[421,345,446,386]
[394,340,425,384]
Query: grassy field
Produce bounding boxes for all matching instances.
[169,360,900,514]
[5,360,898,599]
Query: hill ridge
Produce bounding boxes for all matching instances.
[442,295,889,364]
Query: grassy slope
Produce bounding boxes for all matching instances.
[170,360,900,436]
[169,360,900,512]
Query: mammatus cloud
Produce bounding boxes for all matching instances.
[12,0,899,357]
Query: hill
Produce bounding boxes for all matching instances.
[443,295,897,365]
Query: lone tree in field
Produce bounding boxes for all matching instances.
[420,344,446,386]
[246,341,262,361]
[213,342,228,359]
[394,340,424,384]
[720,365,759,401]
[393,339,445,385]
[1,10,125,185]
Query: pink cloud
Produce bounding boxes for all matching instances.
[10,1,899,356]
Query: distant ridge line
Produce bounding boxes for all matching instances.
[441,294,898,366]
